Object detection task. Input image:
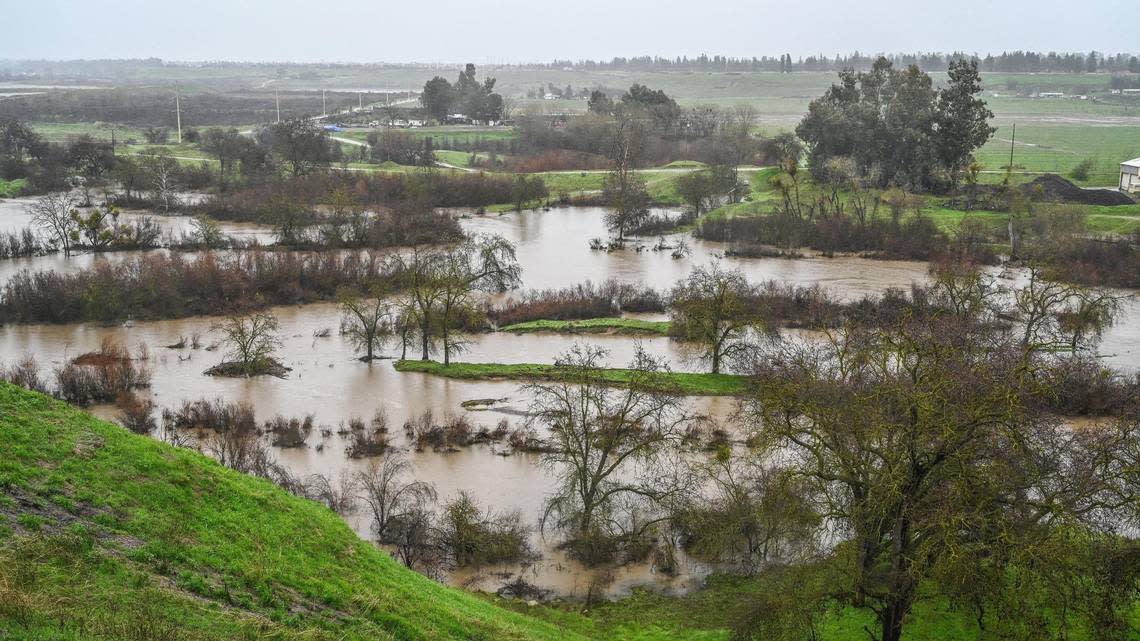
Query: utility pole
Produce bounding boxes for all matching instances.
[175,85,182,144]
[1008,123,1016,172]
[358,92,363,111]
[322,89,326,116]
[275,89,281,123]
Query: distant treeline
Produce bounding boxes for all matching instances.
[0,88,378,128]
[4,51,1139,84]
[543,51,1140,74]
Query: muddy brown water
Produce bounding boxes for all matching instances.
[1,203,1137,598]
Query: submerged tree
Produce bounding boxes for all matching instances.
[211,312,283,376]
[527,345,687,564]
[355,453,437,545]
[391,234,520,364]
[669,263,768,374]
[27,192,80,257]
[339,288,394,361]
[602,117,650,241]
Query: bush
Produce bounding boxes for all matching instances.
[1069,157,1096,182]
[0,355,46,393]
[161,397,257,433]
[0,250,401,324]
[54,339,151,405]
[438,492,533,567]
[116,392,157,434]
[489,279,665,326]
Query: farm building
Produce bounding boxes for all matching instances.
[1121,158,1140,194]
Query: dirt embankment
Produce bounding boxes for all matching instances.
[1022,175,1135,206]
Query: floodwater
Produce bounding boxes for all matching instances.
[0,198,276,282]
[1,202,1137,598]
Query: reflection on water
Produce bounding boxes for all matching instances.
[463,206,934,299]
[1,203,1137,598]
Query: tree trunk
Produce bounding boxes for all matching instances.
[442,326,450,366]
[880,601,906,641]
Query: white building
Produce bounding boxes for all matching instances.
[1121,158,1140,193]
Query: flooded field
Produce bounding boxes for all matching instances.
[1,201,1137,598]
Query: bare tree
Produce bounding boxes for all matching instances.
[141,152,180,213]
[391,235,521,364]
[339,288,394,361]
[211,312,283,376]
[602,117,650,241]
[355,453,437,544]
[526,345,687,563]
[669,263,769,374]
[27,192,80,257]
[433,235,521,365]
[1015,264,1124,354]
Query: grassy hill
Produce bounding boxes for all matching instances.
[0,382,592,641]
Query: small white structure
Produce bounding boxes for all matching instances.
[1121,158,1140,193]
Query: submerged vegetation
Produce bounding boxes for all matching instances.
[2,43,1140,641]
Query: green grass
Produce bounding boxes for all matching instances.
[976,124,1140,186]
[0,382,592,641]
[394,360,747,396]
[0,177,27,198]
[499,318,672,335]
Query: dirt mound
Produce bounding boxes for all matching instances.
[1023,174,1135,206]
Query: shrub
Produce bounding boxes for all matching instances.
[1069,157,1095,182]
[489,279,665,326]
[0,355,46,393]
[264,414,313,448]
[438,492,533,567]
[55,339,151,405]
[0,250,401,324]
[161,397,257,433]
[115,392,157,434]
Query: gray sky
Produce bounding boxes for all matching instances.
[3,0,1135,62]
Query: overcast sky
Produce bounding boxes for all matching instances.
[3,0,1135,63]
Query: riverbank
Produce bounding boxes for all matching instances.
[0,382,588,641]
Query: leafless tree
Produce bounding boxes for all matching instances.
[356,453,437,544]
[211,312,283,376]
[27,192,80,257]
[526,344,688,563]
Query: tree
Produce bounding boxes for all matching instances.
[420,76,455,122]
[339,288,394,361]
[587,90,615,115]
[602,117,650,241]
[201,127,257,185]
[669,263,767,373]
[1014,264,1123,354]
[390,235,519,364]
[140,152,179,212]
[66,135,115,206]
[27,192,80,257]
[256,119,339,176]
[527,345,687,564]
[142,127,169,144]
[742,313,1137,641]
[796,57,994,191]
[1,118,47,178]
[212,312,283,376]
[675,166,738,218]
[432,235,522,365]
[934,60,996,187]
[675,169,717,217]
[355,453,437,544]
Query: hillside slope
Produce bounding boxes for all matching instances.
[0,383,591,641]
